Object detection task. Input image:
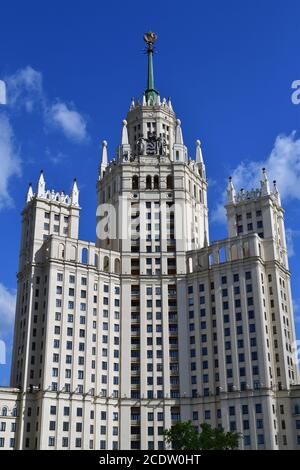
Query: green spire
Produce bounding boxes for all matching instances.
[143,32,159,102]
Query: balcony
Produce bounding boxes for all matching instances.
[130,356,140,362]
[168,290,177,296]
[168,315,177,321]
[131,303,140,309]
[131,290,140,296]
[131,417,141,424]
[171,414,181,422]
[131,329,140,336]
[131,270,140,276]
[168,269,176,275]
[130,382,140,388]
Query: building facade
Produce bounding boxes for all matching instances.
[1,33,300,450]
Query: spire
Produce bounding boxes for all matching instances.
[99,140,108,179]
[195,139,203,163]
[37,170,45,197]
[26,183,33,203]
[120,120,131,161]
[173,119,187,162]
[143,32,159,102]
[273,180,281,205]
[260,167,270,196]
[175,119,184,145]
[121,120,129,145]
[130,97,135,110]
[101,140,108,167]
[71,178,79,206]
[227,176,236,203]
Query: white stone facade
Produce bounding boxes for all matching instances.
[1,37,300,450]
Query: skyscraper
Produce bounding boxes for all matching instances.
[1,33,300,450]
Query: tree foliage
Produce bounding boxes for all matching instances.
[164,421,240,450]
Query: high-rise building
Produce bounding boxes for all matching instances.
[1,33,300,451]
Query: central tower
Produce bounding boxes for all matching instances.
[96,32,208,256]
[95,33,208,449]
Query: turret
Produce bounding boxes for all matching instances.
[227,176,236,203]
[71,178,79,206]
[195,139,206,179]
[130,97,135,110]
[173,119,187,162]
[273,180,281,205]
[99,140,108,179]
[37,170,45,197]
[261,167,270,196]
[119,119,131,161]
[26,183,33,203]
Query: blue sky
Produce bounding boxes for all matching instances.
[1,0,300,385]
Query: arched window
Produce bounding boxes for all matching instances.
[82,247,88,264]
[153,175,159,189]
[167,175,173,190]
[2,407,7,416]
[114,259,121,274]
[103,256,109,272]
[94,253,99,267]
[146,175,152,189]
[199,189,202,203]
[132,175,139,190]
[219,246,226,263]
[12,407,17,417]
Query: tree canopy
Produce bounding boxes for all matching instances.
[164,421,240,450]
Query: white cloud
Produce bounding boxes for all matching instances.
[47,101,88,142]
[0,66,88,211]
[211,132,300,224]
[0,283,16,340]
[286,227,300,258]
[45,148,67,165]
[0,80,6,104]
[5,66,88,142]
[211,200,227,224]
[5,66,44,112]
[0,114,21,209]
